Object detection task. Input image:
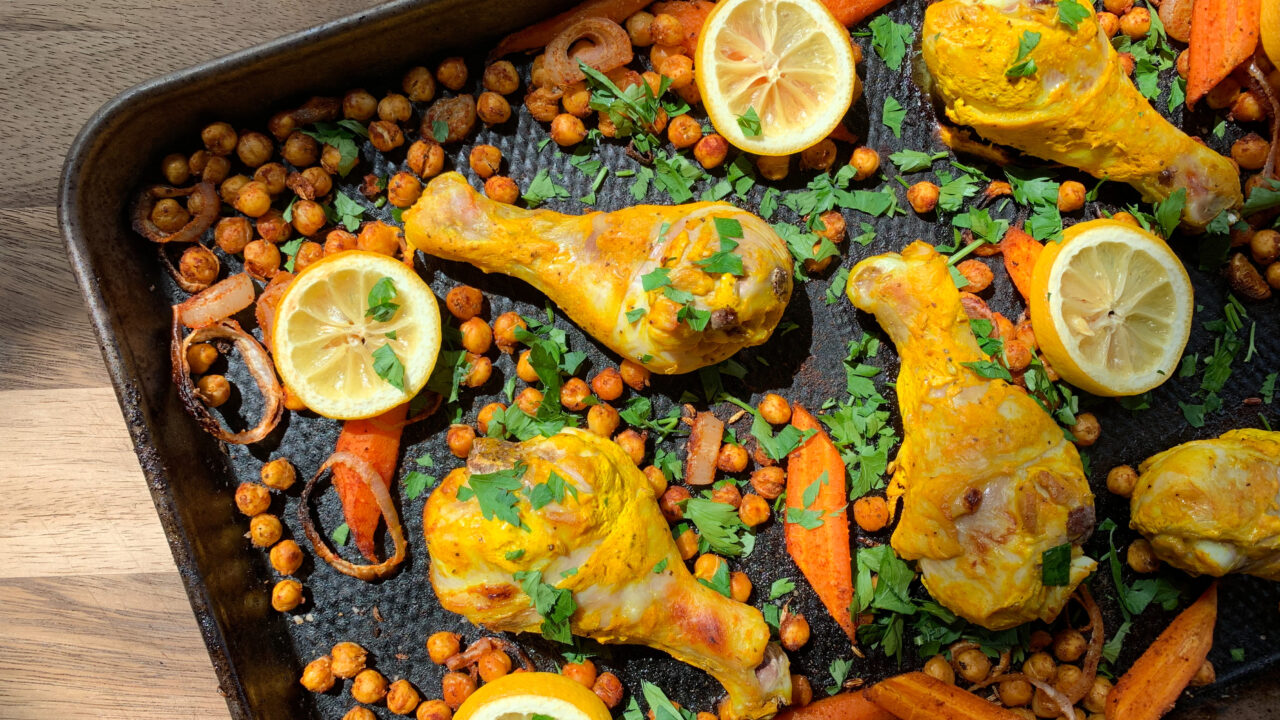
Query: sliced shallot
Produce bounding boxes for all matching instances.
[254,271,293,352]
[131,182,219,244]
[685,411,724,486]
[177,272,256,329]
[543,17,633,87]
[171,312,284,444]
[299,451,408,581]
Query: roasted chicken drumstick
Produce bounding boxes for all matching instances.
[424,428,791,720]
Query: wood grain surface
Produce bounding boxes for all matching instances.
[0,3,381,716]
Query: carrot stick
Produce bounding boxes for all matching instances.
[785,405,855,643]
[775,691,896,720]
[822,0,899,27]
[999,227,1044,304]
[1106,582,1218,720]
[1186,0,1260,108]
[651,1,716,56]
[865,672,1024,720]
[491,0,652,58]
[334,403,408,562]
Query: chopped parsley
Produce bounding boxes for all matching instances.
[404,470,436,499]
[768,577,796,600]
[513,569,577,644]
[1153,188,1186,239]
[522,169,572,207]
[365,277,400,322]
[889,149,947,173]
[1056,0,1090,30]
[431,120,449,142]
[1006,31,1041,77]
[868,15,915,72]
[826,657,854,696]
[697,558,732,597]
[737,106,762,137]
[1041,542,1072,586]
[683,496,755,557]
[505,549,525,561]
[331,521,350,546]
[329,191,365,232]
[280,236,305,273]
[881,96,905,138]
[371,343,405,391]
[456,462,529,530]
[652,557,669,574]
[528,470,578,510]
[696,217,746,276]
[301,120,366,176]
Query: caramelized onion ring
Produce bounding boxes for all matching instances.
[544,17,632,87]
[176,272,255,329]
[1065,585,1104,705]
[254,271,293,352]
[298,451,408,582]
[131,182,219,244]
[171,312,284,444]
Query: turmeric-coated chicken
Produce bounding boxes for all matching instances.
[847,242,1096,630]
[423,428,791,720]
[1130,429,1280,579]
[405,172,793,374]
[922,0,1241,228]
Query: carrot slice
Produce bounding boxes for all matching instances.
[491,0,652,58]
[775,691,896,720]
[1106,582,1218,720]
[785,405,855,643]
[866,672,1024,720]
[651,1,716,56]
[1186,0,1260,108]
[821,0,899,27]
[999,227,1043,304]
[333,403,408,562]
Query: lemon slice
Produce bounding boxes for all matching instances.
[455,673,612,720]
[695,0,859,156]
[272,251,441,419]
[1029,219,1193,397]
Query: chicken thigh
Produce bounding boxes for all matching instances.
[423,428,791,720]
[847,242,1096,630]
[1130,429,1280,579]
[404,172,793,374]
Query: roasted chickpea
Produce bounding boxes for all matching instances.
[417,699,453,720]
[581,370,624,405]
[466,145,502,180]
[1233,133,1271,170]
[159,153,191,186]
[560,82,593,118]
[443,287,482,322]
[1127,538,1161,573]
[339,89,376,121]
[251,163,287,197]
[780,613,811,651]
[999,677,1034,707]
[728,571,753,602]
[212,217,251,255]
[358,221,402,256]
[486,176,521,204]
[293,241,324,273]
[622,10,655,46]
[221,175,252,207]
[476,91,513,125]
[516,387,544,416]
[642,465,668,496]
[198,374,232,408]
[692,133,729,170]
[1030,687,1061,719]
[1251,229,1280,265]
[506,351,535,385]
[716,444,749,473]
[694,553,725,581]
[757,154,790,182]
[923,654,955,684]
[478,649,512,682]
[352,668,389,704]
[1268,263,1280,291]
[675,526,699,559]
[956,259,994,293]
[462,353,492,388]
[738,493,770,527]
[1052,629,1087,662]
[493,312,527,353]
[442,672,476,709]
[202,121,238,156]
[386,678,421,715]
[187,343,218,375]
[557,377,591,411]
[1054,663,1083,696]
[907,181,940,213]
[593,672,624,708]
[282,131,320,167]
[614,428,647,465]
[1231,91,1267,123]
[1070,412,1101,446]
[388,172,423,208]
[1055,180,1087,212]
[1207,77,1243,109]
[344,709,375,720]
[427,632,461,665]
[849,146,881,180]
[1190,660,1216,687]
[178,244,219,288]
[233,181,272,218]
[655,54,693,91]
[1003,340,1033,373]
[587,403,621,438]
[1102,0,1132,13]
[329,641,368,678]
[233,131,272,169]
[1120,7,1151,38]
[660,485,691,521]
[188,149,211,177]
[814,210,846,244]
[270,539,305,575]
[953,648,991,683]
[620,359,650,390]
[711,482,742,508]
[476,403,505,436]
[455,318,491,356]
[300,655,336,692]
[249,513,283,547]
[548,113,587,147]
[200,157,232,188]
[800,139,838,171]
[563,659,597,688]
[791,675,813,707]
[291,199,327,236]
[436,57,468,91]
[658,114,702,151]
[369,120,406,152]
[447,424,476,458]
[403,67,437,103]
[324,229,358,255]
[750,467,785,499]
[525,86,562,122]
[1022,652,1056,683]
[747,394,789,426]
[1097,11,1120,37]
[651,13,684,46]
[852,495,890,532]
[272,579,304,612]
[407,140,446,180]
[378,93,413,123]
[1082,675,1112,712]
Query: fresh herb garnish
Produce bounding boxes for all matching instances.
[331,522,350,546]
[697,558,732,597]
[513,569,577,644]
[1006,31,1041,77]
[683,496,755,557]
[889,149,947,173]
[1055,0,1090,30]
[366,277,400,322]
[737,106,762,137]
[404,470,436,499]
[301,121,365,176]
[372,343,406,391]
[456,462,529,530]
[768,577,796,600]
[522,169,572,207]
[868,15,915,72]
[329,191,365,232]
[1041,542,1072,586]
[882,96,905,138]
[826,658,854,695]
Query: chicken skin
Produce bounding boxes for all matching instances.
[404,172,793,374]
[847,242,1096,630]
[922,0,1241,228]
[423,428,791,720]
[1130,429,1280,579]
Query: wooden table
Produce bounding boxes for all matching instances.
[0,3,380,716]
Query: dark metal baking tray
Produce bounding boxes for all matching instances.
[60,0,1280,717]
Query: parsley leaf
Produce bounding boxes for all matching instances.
[504,549,525,561]
[302,122,362,176]
[513,569,576,644]
[280,236,305,273]
[881,96,905,138]
[697,558,732,597]
[331,522,350,546]
[366,277,400,322]
[372,343,406,391]
[523,169,572,207]
[826,657,854,696]
[1243,178,1280,215]
[1056,0,1090,30]
[404,470,436,499]
[1041,542,1072,586]
[868,15,915,72]
[652,557,669,574]
[641,682,684,720]
[683,497,755,557]
[528,470,577,510]
[962,360,1013,382]
[1006,31,1041,77]
[1153,188,1186,239]
[889,149,946,173]
[737,106,762,137]
[330,191,365,232]
[768,577,796,600]
[457,462,529,530]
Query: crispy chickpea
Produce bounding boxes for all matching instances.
[751,394,789,425]
[462,353,492,388]
[478,649,512,682]
[1083,675,1112,713]
[343,88,379,121]
[300,655,335,692]
[1030,688,1060,719]
[738,493,770,527]
[1251,229,1280,265]
[352,668,389,704]
[955,259,994,293]
[716,443,749,473]
[953,648,991,683]
[493,312,527,353]
[220,175,250,206]
[468,145,502,180]
[379,93,413,123]
[1127,538,1161,573]
[1097,11,1120,37]
[324,229,358,255]
[436,57,468,91]
[1207,77,1242,109]
[417,699,452,720]
[476,62,518,97]
[388,172,423,208]
[369,120,406,152]
[1055,180,1087,212]
[1028,630,1054,652]
[188,149,211,177]
[615,429,647,465]
[1175,49,1190,79]
[447,424,476,458]
[292,199,327,236]
[160,152,191,185]
[1022,652,1056,683]
[907,181,940,214]
[620,359,650,390]
[254,163,289,196]
[667,113,703,149]
[550,113,588,147]
[675,526,699,559]
[800,139,838,172]
[299,166,334,199]
[178,245,219,287]
[1231,91,1266,123]
[756,154,790,181]
[1102,0,1132,13]
[1266,262,1280,290]
[198,374,232,408]
[1232,133,1271,170]
[1052,629,1086,662]
[593,672,624,708]
[446,286,484,321]
[1004,340,1032,373]
[477,403,505,435]
[214,217,252,255]
[485,176,520,204]
[331,641,368,678]
[660,486,691,521]
[711,483,742,508]
[1070,412,1101,447]
[750,467,785,499]
[187,343,218,374]
[525,86,562,122]
[999,678,1034,707]
[813,210,846,244]
[852,496,890,532]
[583,369,622,402]
[626,11,655,46]
[1054,664,1083,696]
[202,121,238,156]
[511,350,537,384]
[403,67,437,104]
[923,655,955,684]
[651,13,684,46]
[234,131,272,169]
[233,181,272,218]
[1112,210,1138,226]
[427,632,461,665]
[642,465,668,496]
[199,156,230,187]
[694,553,725,581]
[1120,7,1151,38]
[561,83,593,118]
[517,387,544,416]
[249,513,283,547]
[386,678,421,715]
[294,241,324,273]
[270,539,305,575]
[459,318,493,355]
[563,659,597,688]
[477,92,513,125]
[693,133,730,170]
[850,146,881,180]
[442,672,476,709]
[780,613,811,651]
[560,377,593,411]
[1190,660,1216,687]
[358,221,402,256]
[344,708,375,720]
[282,131,320,167]
[407,140,446,180]
[728,571,753,602]
[587,403,621,438]
[272,579,304,612]
[791,674,813,707]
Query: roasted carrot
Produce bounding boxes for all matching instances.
[491,0,652,58]
[334,403,408,562]
[785,405,855,643]
[865,672,1024,720]
[1186,0,1260,108]
[651,1,716,56]
[999,227,1043,303]
[1106,582,1218,720]
[775,691,896,720]
[822,0,899,27]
